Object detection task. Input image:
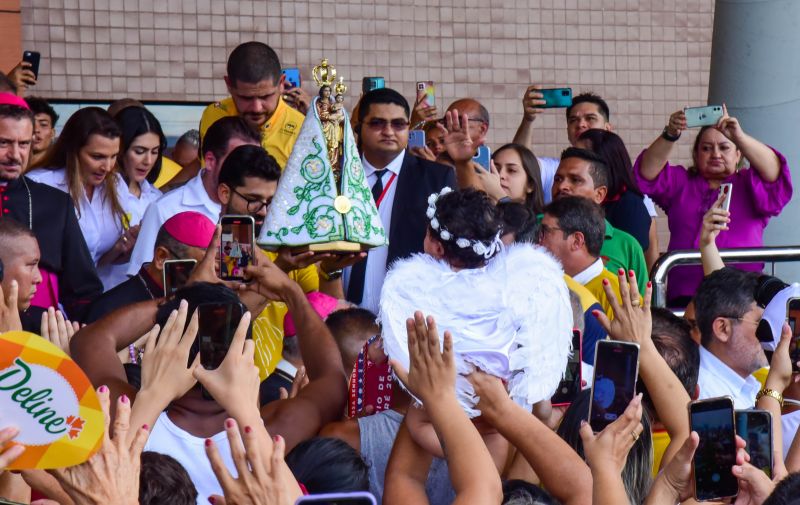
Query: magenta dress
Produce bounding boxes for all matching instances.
[633,148,792,303]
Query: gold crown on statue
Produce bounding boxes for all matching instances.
[312,58,337,87]
[334,77,347,96]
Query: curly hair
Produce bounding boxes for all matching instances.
[429,188,502,268]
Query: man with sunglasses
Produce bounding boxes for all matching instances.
[86,211,215,323]
[694,267,768,409]
[346,88,455,313]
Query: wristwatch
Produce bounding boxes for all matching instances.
[320,268,343,281]
[756,388,784,407]
[661,126,681,142]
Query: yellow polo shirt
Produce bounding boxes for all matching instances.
[251,250,320,379]
[583,268,623,320]
[199,96,304,169]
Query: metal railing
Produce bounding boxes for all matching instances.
[650,246,800,308]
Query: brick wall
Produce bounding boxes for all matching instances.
[21,0,718,251]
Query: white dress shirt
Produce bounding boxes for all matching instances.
[343,150,404,315]
[697,345,761,409]
[96,174,163,290]
[27,168,124,289]
[127,172,221,275]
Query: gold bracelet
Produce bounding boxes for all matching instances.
[756,388,784,407]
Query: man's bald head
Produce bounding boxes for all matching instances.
[447,98,490,146]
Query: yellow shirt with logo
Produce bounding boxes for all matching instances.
[199,96,304,169]
[251,250,319,379]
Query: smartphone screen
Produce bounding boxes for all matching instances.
[198,302,245,370]
[408,130,425,150]
[589,340,639,432]
[282,67,301,89]
[690,397,738,501]
[22,50,40,80]
[718,183,733,213]
[735,410,773,478]
[552,330,582,406]
[294,491,378,505]
[788,298,800,372]
[472,145,491,171]
[416,81,435,108]
[362,77,385,94]
[219,215,255,282]
[540,87,573,108]
[162,259,197,297]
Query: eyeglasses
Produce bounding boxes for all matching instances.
[537,224,563,238]
[723,316,762,326]
[365,119,410,131]
[232,188,270,214]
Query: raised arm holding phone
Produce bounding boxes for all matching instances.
[633,104,793,306]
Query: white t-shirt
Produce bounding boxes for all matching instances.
[144,411,236,505]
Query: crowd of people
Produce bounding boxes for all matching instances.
[0,38,798,505]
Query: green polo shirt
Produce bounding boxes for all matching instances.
[600,219,648,295]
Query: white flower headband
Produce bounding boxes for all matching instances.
[426,187,503,260]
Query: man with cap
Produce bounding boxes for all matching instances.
[0,94,102,322]
[86,211,215,323]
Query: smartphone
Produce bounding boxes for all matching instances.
[735,409,773,478]
[552,329,583,407]
[198,301,246,371]
[787,297,800,371]
[294,491,378,505]
[718,183,733,213]
[22,50,40,80]
[540,87,573,108]
[416,81,435,108]
[219,215,255,282]
[362,77,385,94]
[684,105,724,128]
[162,259,197,297]
[588,340,640,432]
[408,129,425,150]
[689,396,738,501]
[282,67,301,89]
[472,145,491,171]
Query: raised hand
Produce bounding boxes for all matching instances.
[580,393,644,474]
[594,269,652,346]
[700,191,731,248]
[390,311,456,405]
[193,312,260,424]
[437,109,476,164]
[205,419,301,505]
[47,386,148,505]
[666,110,687,137]
[0,280,22,332]
[521,85,546,122]
[716,104,746,144]
[40,307,80,355]
[7,61,36,96]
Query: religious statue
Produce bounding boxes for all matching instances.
[257,58,387,253]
